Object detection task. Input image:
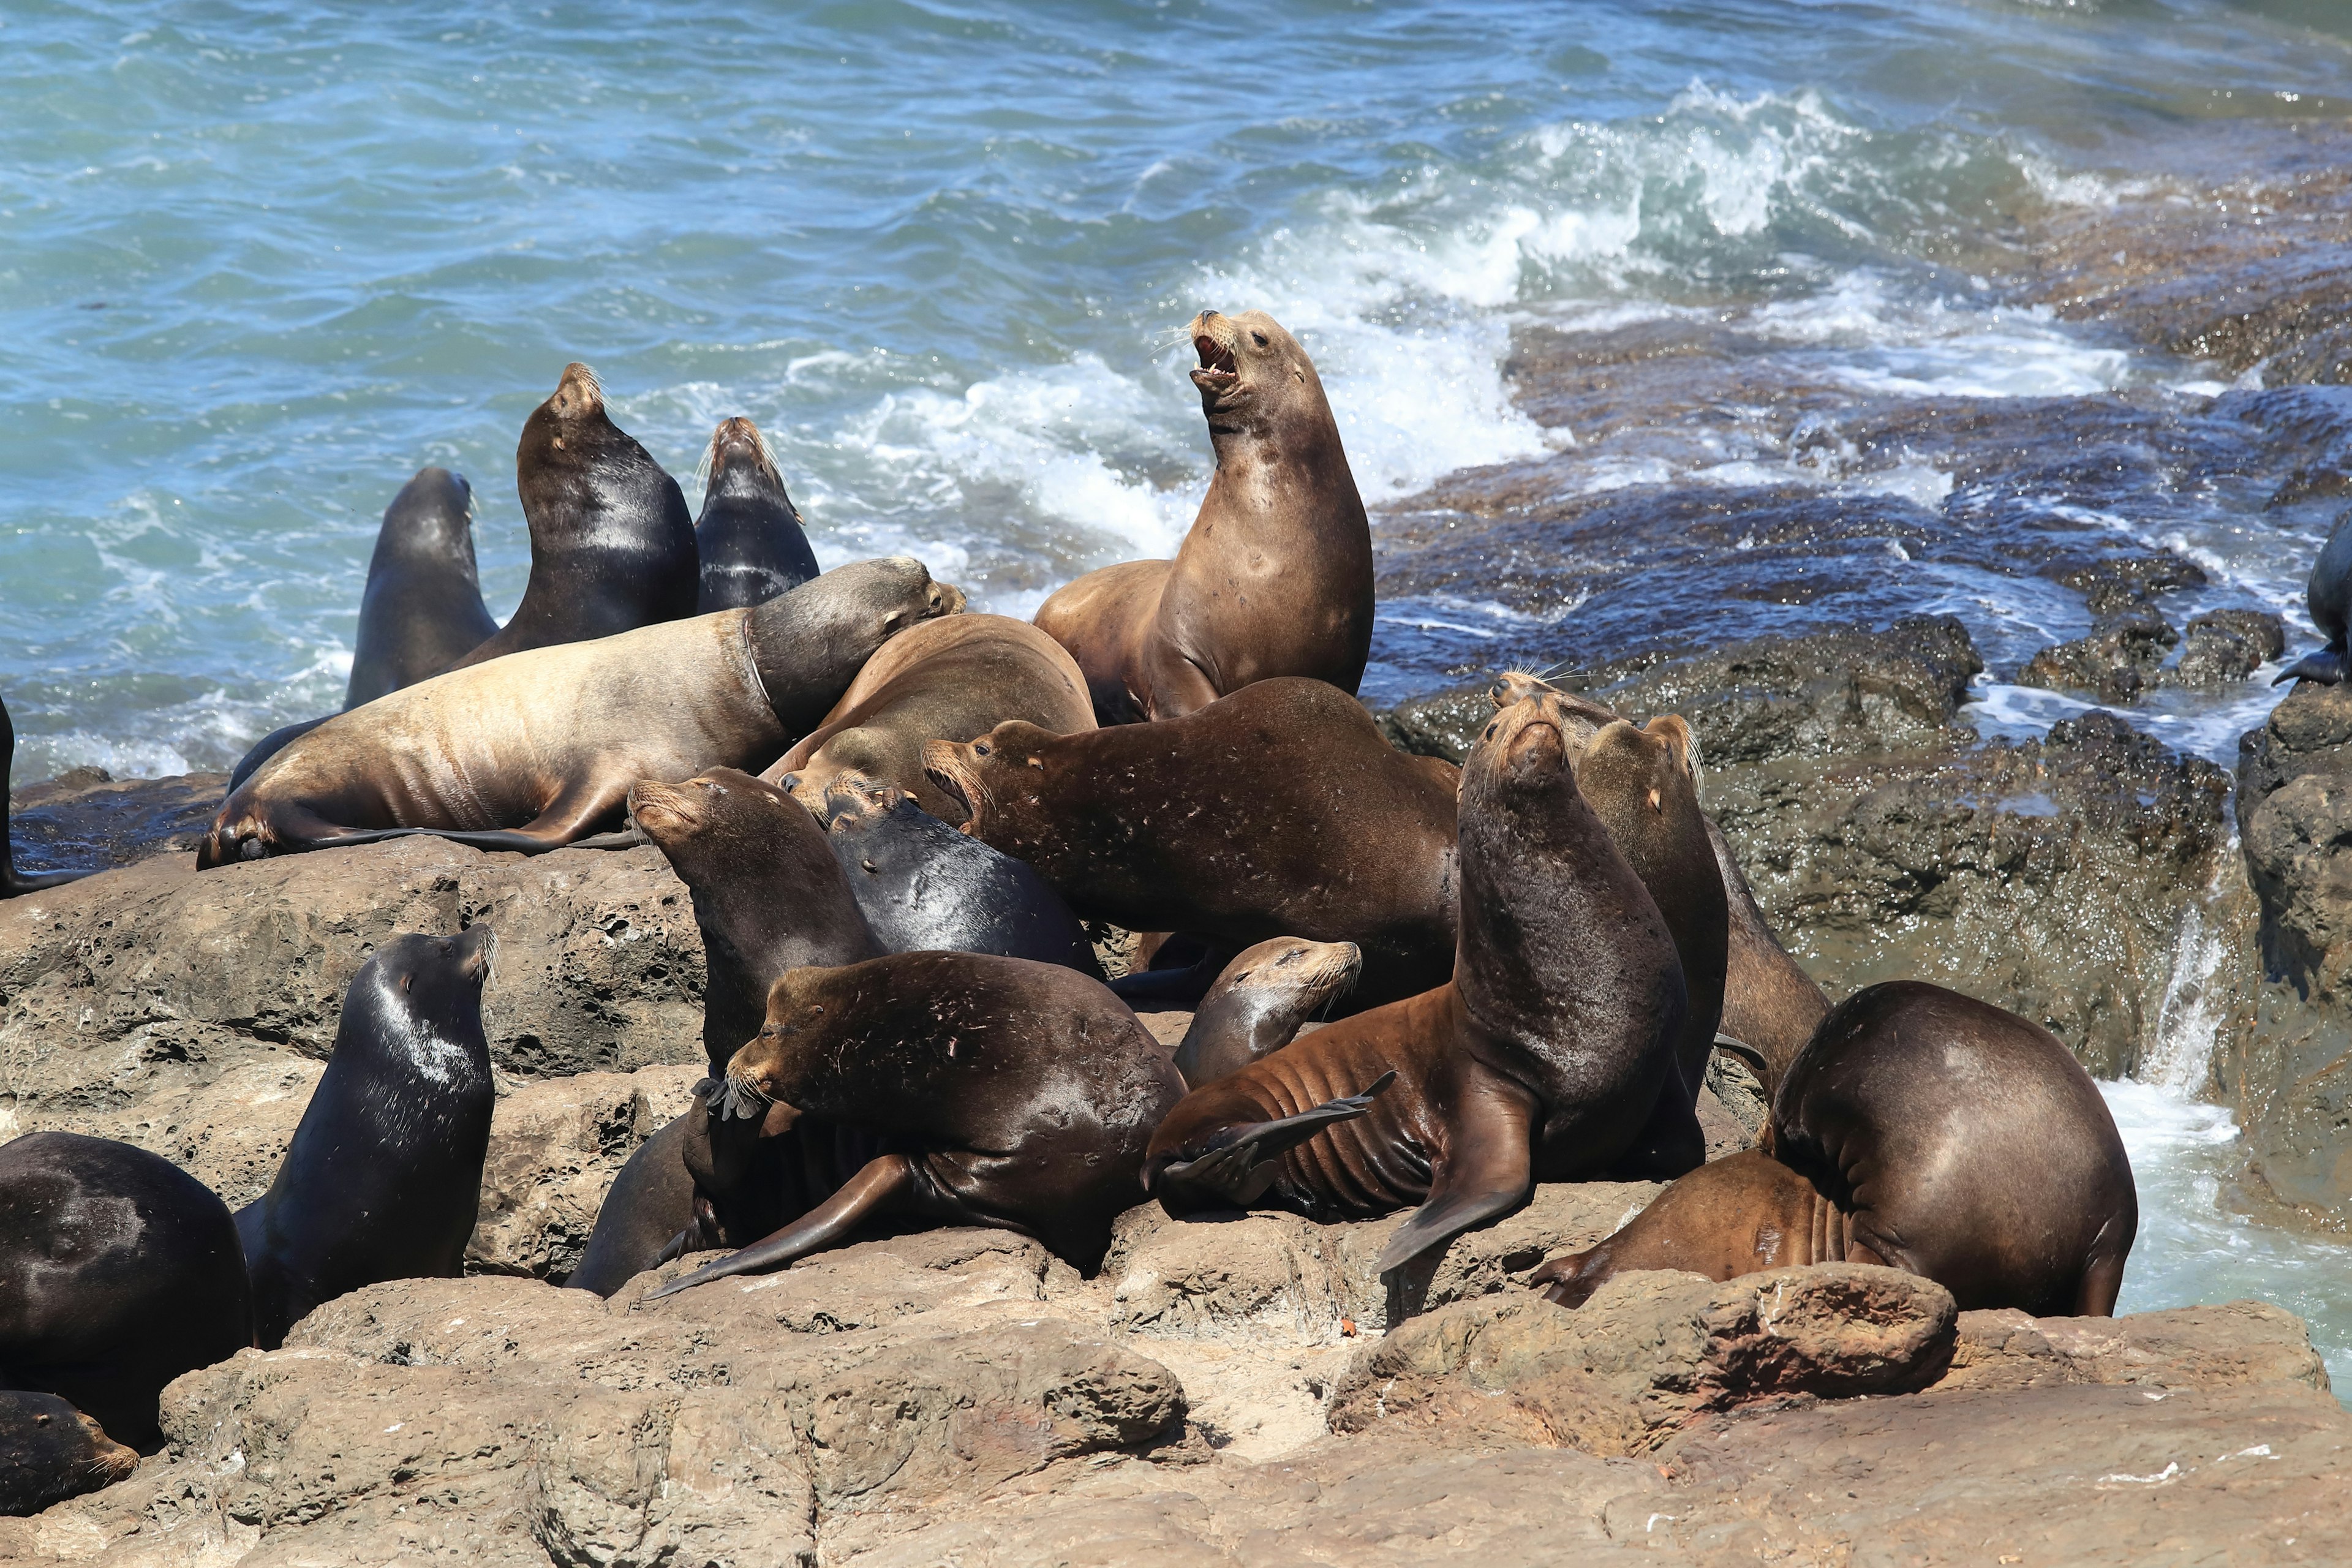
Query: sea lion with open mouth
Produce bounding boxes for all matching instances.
[1035,308,1373,723]
[695,416,820,613]
[196,558,959,866]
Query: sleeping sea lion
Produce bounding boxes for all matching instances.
[1144,687,1691,1276]
[0,1390,139,1516]
[925,676,1460,1010]
[0,1133,251,1450]
[695,416,820,613]
[237,929,497,1349]
[197,558,958,866]
[1034,309,1373,723]
[449,362,699,671]
[1170,935,1360,1088]
[646,951,1186,1297]
[769,611,1093,822]
[1530,979,2138,1317]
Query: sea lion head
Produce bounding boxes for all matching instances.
[720,969,833,1118]
[816,772,907,831]
[379,467,477,564]
[1466,688,1582,800]
[630,768,807,872]
[922,720,1057,835]
[1212,936,1362,1014]
[778,726,892,813]
[355,927,496,1055]
[1488,669,1623,751]
[1186,308,1328,440]
[516,362,633,491]
[1570,715,1705,818]
[701,415,788,504]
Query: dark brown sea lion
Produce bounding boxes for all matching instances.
[196,558,957,866]
[1531,979,2138,1317]
[566,768,884,1297]
[449,363,699,671]
[646,951,1186,1297]
[0,1390,138,1517]
[238,930,497,1349]
[1034,309,1372,723]
[1171,936,1360,1088]
[1144,687,1691,1275]
[818,775,1102,978]
[0,696,92,896]
[695,417,820,613]
[925,676,1460,1009]
[1706,818,1829,1093]
[0,1132,251,1450]
[767,611,1094,822]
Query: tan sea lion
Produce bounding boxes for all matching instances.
[1144,687,1692,1275]
[767,611,1093,822]
[1531,980,2138,1316]
[196,559,958,866]
[1034,309,1372,723]
[924,676,1460,1009]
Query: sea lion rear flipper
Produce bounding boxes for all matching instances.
[2273,645,2346,686]
[1153,1071,1398,1212]
[641,1153,917,1301]
[1373,1082,1534,1276]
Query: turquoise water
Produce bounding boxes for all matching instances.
[11,0,2352,1357]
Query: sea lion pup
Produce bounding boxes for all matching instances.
[238,929,497,1349]
[1035,308,1373,723]
[768,612,1095,822]
[819,774,1102,978]
[925,677,1460,1009]
[229,467,502,788]
[644,951,1188,1298]
[0,696,93,895]
[196,557,957,866]
[448,361,699,672]
[1531,979,2138,1317]
[567,769,884,1296]
[1145,688,1691,1276]
[0,1391,139,1516]
[696,417,820,612]
[2277,508,2352,685]
[1170,937,1361,1088]
[0,1132,251,1450]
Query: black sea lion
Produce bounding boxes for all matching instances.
[450,362,698,671]
[197,558,958,866]
[925,676,1460,1009]
[0,696,92,896]
[0,1133,251,1450]
[1145,687,1691,1275]
[1035,309,1372,723]
[2277,508,2352,685]
[1531,979,2138,1317]
[647,951,1187,1297]
[819,774,1102,978]
[0,1390,138,1516]
[237,929,497,1349]
[565,769,885,1296]
[696,417,820,612]
[1170,936,1360,1088]
[768,612,1094,823]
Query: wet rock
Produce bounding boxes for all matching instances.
[0,839,704,1140]
[1325,1264,1959,1455]
[2171,608,2286,685]
[2057,552,2210,617]
[2018,606,2178,701]
[6,769,227,875]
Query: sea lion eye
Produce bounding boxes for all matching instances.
[1251,331,1270,347]
[973,742,990,757]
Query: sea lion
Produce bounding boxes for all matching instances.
[565,769,884,1296]
[0,1132,251,1450]
[647,950,1187,1297]
[0,696,92,896]
[0,1390,138,1516]
[448,362,699,671]
[1531,979,2138,1317]
[238,929,497,1349]
[1170,936,1360,1088]
[818,774,1102,977]
[1706,818,1828,1091]
[197,558,958,866]
[696,417,820,613]
[925,676,1460,1009]
[1034,309,1372,723]
[767,612,1093,822]
[2277,508,2352,685]
[1145,687,1691,1275]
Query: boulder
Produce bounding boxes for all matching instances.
[1939,1300,2333,1394]
[2018,608,2177,702]
[2172,608,2285,686]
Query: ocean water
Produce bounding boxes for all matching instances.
[9,1,2352,1359]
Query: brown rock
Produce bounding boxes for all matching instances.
[1940,1300,2334,1395]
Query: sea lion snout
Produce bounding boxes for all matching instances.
[548,361,605,420]
[626,777,706,841]
[921,739,985,824]
[450,925,497,986]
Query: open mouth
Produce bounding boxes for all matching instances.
[1191,331,1240,392]
[921,744,978,824]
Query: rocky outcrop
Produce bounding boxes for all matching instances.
[7,767,227,874]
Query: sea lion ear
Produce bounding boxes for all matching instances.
[1649,714,1702,797]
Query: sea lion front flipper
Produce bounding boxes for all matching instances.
[1373,1080,1535,1276]
[2273,644,2346,686]
[1153,1071,1398,1213]
[641,1153,918,1301]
